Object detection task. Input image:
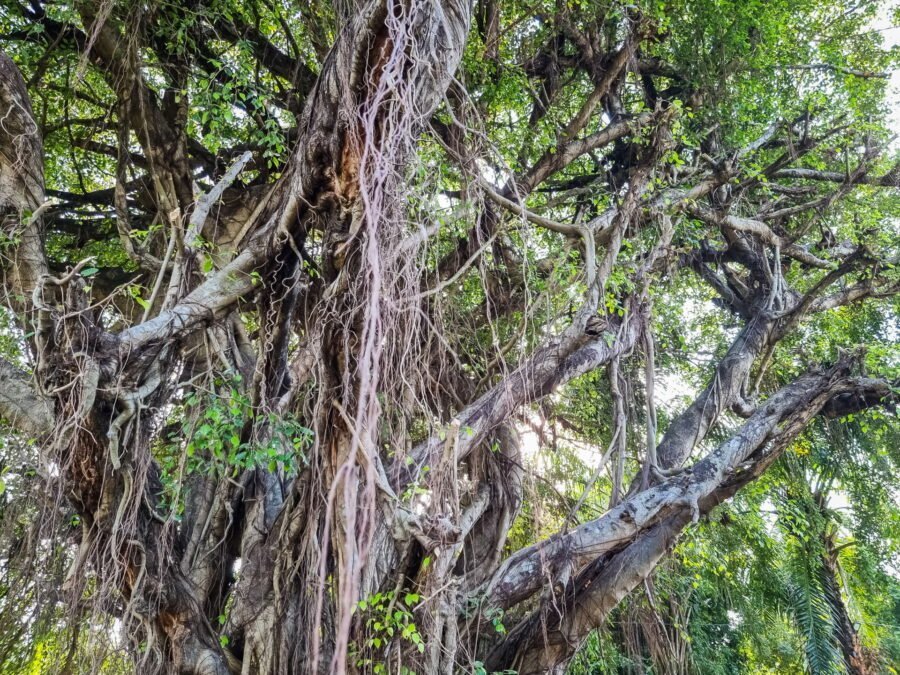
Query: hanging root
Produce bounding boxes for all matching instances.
[676,493,702,524]
[106,360,163,470]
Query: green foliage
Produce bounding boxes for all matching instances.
[0,0,897,671]
[563,416,900,674]
[353,590,425,674]
[150,376,312,516]
[170,377,311,477]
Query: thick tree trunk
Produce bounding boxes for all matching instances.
[0,4,897,674]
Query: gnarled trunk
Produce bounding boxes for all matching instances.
[0,2,897,674]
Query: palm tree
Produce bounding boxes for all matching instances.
[776,430,876,675]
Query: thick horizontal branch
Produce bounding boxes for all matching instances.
[689,205,834,268]
[784,63,890,79]
[772,166,899,187]
[477,179,582,236]
[821,377,898,417]
[809,279,900,313]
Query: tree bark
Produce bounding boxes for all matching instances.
[0,5,897,674]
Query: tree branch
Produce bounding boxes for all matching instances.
[0,358,54,436]
[483,362,895,673]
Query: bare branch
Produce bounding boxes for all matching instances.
[784,63,890,79]
[773,165,899,187]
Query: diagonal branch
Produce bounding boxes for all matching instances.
[483,362,895,673]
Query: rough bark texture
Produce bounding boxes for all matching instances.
[0,3,897,674]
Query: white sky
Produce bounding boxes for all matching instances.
[876,5,900,145]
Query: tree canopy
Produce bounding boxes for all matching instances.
[0,0,898,673]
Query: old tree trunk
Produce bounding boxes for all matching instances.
[0,0,897,673]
